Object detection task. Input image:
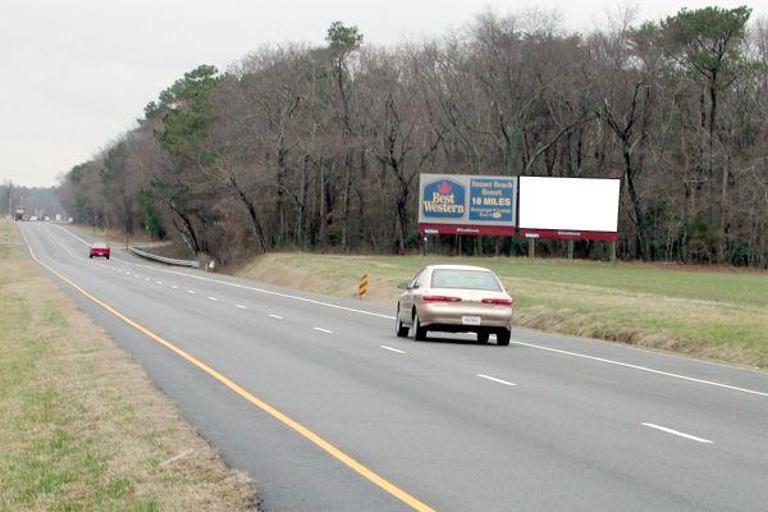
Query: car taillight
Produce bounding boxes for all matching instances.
[423,295,462,303]
[481,298,514,306]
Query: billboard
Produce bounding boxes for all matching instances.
[418,174,517,236]
[518,177,620,240]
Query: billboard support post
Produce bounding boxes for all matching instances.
[528,238,535,259]
[608,241,616,262]
[567,239,574,260]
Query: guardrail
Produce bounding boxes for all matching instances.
[127,246,200,268]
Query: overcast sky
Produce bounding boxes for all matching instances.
[1,0,763,187]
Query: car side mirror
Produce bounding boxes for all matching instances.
[397,281,411,290]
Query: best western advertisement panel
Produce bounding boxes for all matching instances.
[418,174,517,236]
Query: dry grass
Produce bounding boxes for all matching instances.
[0,219,258,511]
[239,252,768,369]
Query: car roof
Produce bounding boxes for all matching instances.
[425,264,494,272]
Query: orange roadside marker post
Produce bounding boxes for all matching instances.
[357,273,369,299]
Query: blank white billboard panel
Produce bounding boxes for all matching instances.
[519,177,620,232]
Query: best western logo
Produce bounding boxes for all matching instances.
[422,179,465,218]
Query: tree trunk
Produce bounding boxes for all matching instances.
[342,156,351,252]
[318,164,325,246]
[230,178,268,252]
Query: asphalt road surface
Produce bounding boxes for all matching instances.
[19,222,768,512]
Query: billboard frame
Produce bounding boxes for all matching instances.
[517,176,621,241]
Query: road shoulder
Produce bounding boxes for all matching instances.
[0,219,258,510]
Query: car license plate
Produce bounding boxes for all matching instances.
[462,315,482,326]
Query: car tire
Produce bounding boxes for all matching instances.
[412,311,427,341]
[477,332,490,344]
[497,329,511,346]
[89,254,93,259]
[106,255,110,260]
[395,306,409,338]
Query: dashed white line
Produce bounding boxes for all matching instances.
[314,327,333,334]
[171,285,178,289]
[269,314,283,320]
[187,290,196,294]
[207,296,218,301]
[641,423,713,444]
[48,226,768,401]
[511,341,768,398]
[235,304,247,310]
[56,224,394,320]
[380,345,406,354]
[156,281,163,285]
[477,374,517,386]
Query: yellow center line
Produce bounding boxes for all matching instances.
[18,225,436,512]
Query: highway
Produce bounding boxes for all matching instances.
[19,221,768,512]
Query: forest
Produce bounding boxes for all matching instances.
[57,6,768,268]
[1,183,62,218]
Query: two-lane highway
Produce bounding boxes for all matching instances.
[20,222,768,511]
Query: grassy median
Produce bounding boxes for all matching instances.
[239,253,768,369]
[0,219,257,511]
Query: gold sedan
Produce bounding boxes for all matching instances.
[395,265,514,345]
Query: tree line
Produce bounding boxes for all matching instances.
[1,182,62,218]
[58,6,768,268]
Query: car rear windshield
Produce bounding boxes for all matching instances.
[430,269,501,291]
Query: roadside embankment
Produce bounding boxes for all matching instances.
[238,252,768,369]
[0,219,258,511]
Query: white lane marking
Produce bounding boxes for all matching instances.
[145,277,151,281]
[171,285,178,289]
[187,290,196,294]
[314,327,333,334]
[380,345,407,354]
[269,314,283,320]
[235,304,247,310]
[53,225,90,246]
[641,423,713,444]
[49,225,768,399]
[56,225,394,320]
[477,374,517,386]
[156,281,163,285]
[207,296,218,301]
[512,341,768,398]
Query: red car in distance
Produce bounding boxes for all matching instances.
[89,241,111,260]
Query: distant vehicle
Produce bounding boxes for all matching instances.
[395,265,514,345]
[43,216,50,222]
[89,241,111,260]
[13,209,24,221]
[29,216,38,221]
